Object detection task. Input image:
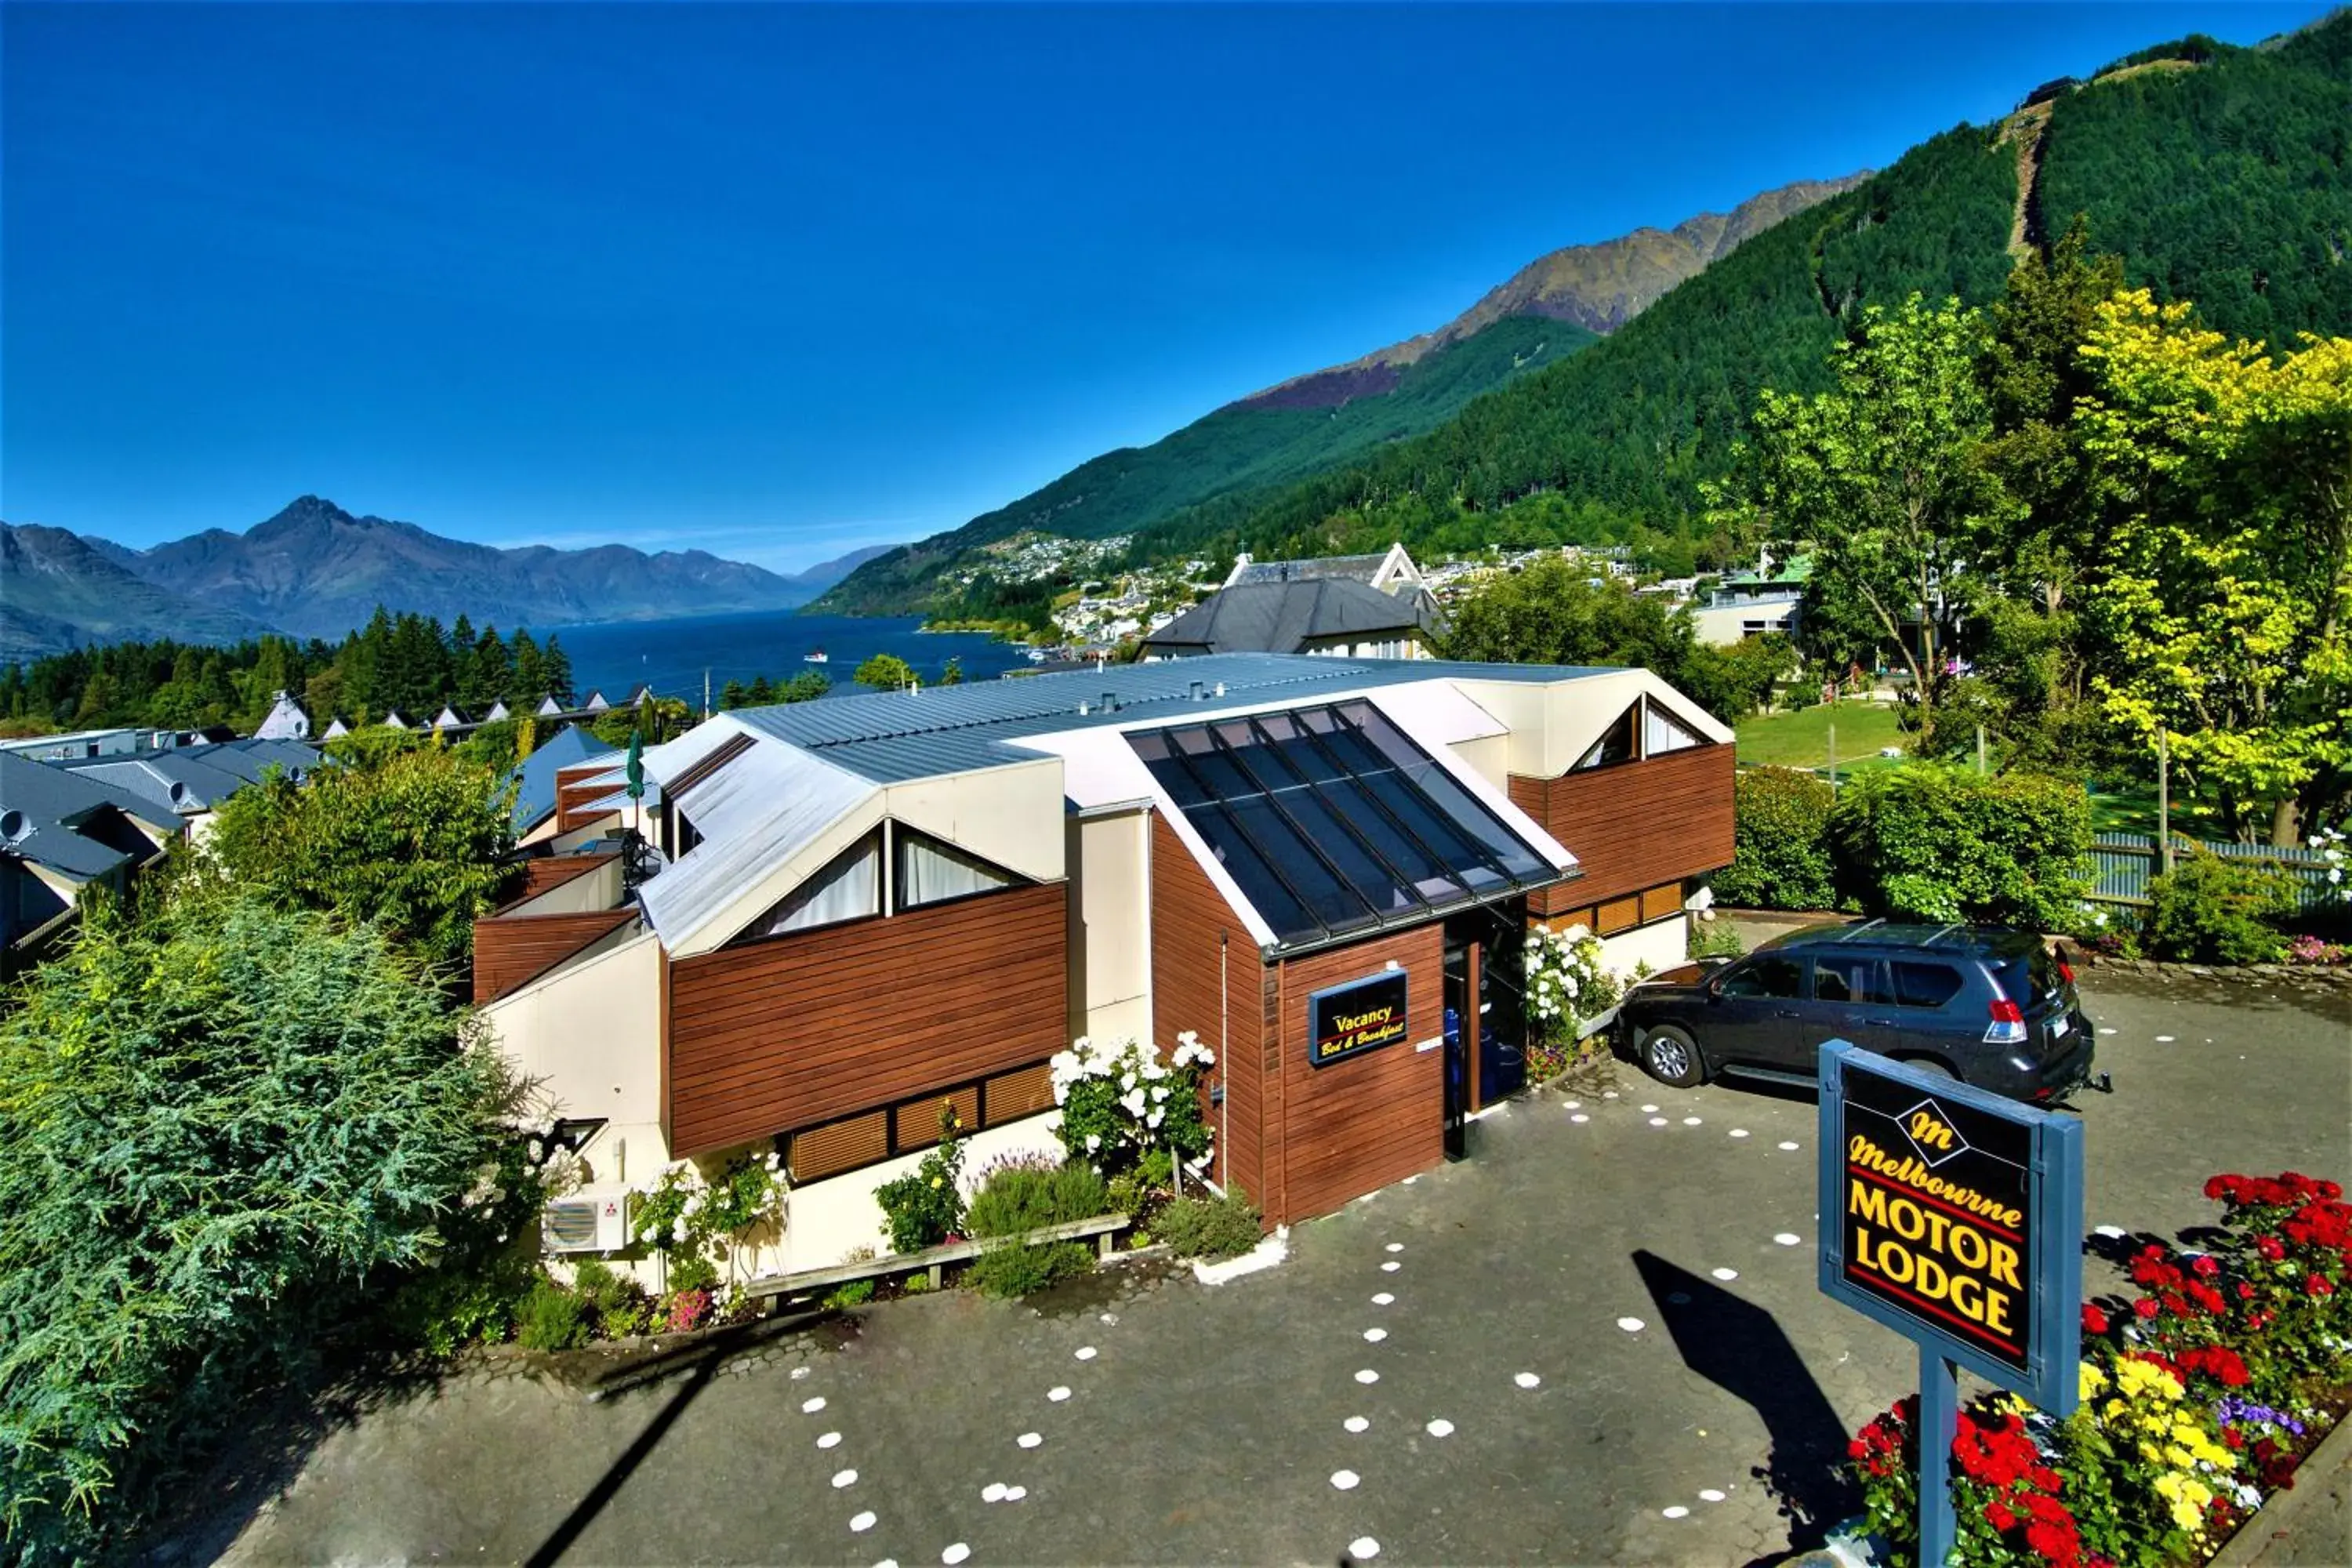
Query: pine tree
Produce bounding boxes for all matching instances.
[511,630,546,708]
[540,635,575,707]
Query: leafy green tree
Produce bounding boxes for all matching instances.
[1717,295,2015,744]
[780,670,830,702]
[2076,292,2352,844]
[720,678,750,710]
[1826,764,2094,929]
[1442,556,1697,676]
[204,742,519,968]
[0,891,528,1562]
[855,652,915,691]
[939,656,966,686]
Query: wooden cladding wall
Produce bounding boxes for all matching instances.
[666,881,1067,1157]
[497,851,617,914]
[473,907,638,1004]
[1149,816,1258,1202]
[1268,924,1446,1225]
[1509,743,1734,913]
[555,764,619,835]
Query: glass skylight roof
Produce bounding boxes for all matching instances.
[1129,699,1563,952]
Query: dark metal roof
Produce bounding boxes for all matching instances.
[507,724,612,830]
[1141,579,1435,656]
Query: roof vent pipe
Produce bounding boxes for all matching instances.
[1214,682,1226,698]
[1189,679,1206,701]
[0,808,26,844]
[1100,691,1119,713]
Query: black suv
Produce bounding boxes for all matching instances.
[1616,921,2099,1104]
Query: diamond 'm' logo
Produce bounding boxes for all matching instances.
[1898,1098,1973,1169]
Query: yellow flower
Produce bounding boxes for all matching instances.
[2078,1362,2109,1400]
[929,1176,942,1189]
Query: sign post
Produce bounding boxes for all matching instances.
[1816,1040,2083,1566]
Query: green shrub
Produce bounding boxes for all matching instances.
[383,1240,539,1357]
[569,1260,649,1339]
[516,1279,591,1352]
[1827,764,2093,930]
[1155,1194,1263,1260]
[965,1159,1109,1240]
[1690,918,1745,960]
[873,1109,967,1254]
[2144,853,2297,964]
[964,1240,1094,1299]
[901,1272,933,1294]
[823,1279,877,1310]
[1711,767,1838,910]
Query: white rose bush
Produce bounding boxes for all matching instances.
[1522,923,1635,1082]
[1049,1031,1214,1174]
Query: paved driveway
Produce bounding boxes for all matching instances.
[190,970,2350,1567]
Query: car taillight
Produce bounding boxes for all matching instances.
[1984,997,2027,1045]
[2056,957,2075,985]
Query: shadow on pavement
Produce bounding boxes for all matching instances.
[527,1350,724,1568]
[1632,1249,1859,1558]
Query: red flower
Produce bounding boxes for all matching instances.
[2259,1235,2286,1261]
[2132,1297,2160,1319]
[2307,1273,2335,1297]
[2238,1282,2257,1299]
[2321,1180,2343,1201]
[1848,1438,1869,1461]
[2191,1254,2220,1279]
[2081,1303,2109,1335]
[2205,1175,2230,1200]
[2224,1428,2246,1450]
[1987,1499,2018,1532]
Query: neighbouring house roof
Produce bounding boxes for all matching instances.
[1724,552,1812,588]
[64,753,245,815]
[254,691,312,741]
[1226,552,1394,588]
[1140,579,1438,659]
[0,750,180,887]
[506,724,612,833]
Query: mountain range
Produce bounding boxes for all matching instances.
[811,173,1867,617]
[0,499,893,659]
[822,13,2352,618]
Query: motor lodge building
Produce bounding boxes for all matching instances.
[481,653,1733,1275]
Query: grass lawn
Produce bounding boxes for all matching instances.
[1733,702,1904,773]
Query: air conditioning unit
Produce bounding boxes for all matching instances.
[541,1186,632,1254]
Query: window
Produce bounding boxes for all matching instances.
[891,1086,980,1149]
[671,808,703,858]
[1720,955,1803,999]
[783,1063,1058,1185]
[1573,705,1637,771]
[1812,956,1882,1005]
[1642,700,1704,757]
[1890,961,1965,1009]
[735,830,880,942]
[896,828,1018,909]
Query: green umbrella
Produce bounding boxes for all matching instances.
[625,728,644,800]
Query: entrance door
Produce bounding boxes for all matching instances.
[1442,940,1470,1160]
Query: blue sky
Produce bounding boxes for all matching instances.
[1,2,2331,575]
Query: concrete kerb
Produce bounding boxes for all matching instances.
[2209,1408,2352,1567]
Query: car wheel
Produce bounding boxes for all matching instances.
[1639,1025,1706,1088]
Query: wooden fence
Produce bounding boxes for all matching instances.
[2087,832,2338,910]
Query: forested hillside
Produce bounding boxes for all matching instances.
[1140,16,2352,571]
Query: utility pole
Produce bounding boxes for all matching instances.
[1827,720,1838,791]
[1977,724,1987,777]
[703,668,711,720]
[2157,730,2174,875]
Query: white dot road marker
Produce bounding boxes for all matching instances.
[1018,1432,1042,1449]
[1663,1505,1690,1519]
[942,1545,970,1566]
[1074,1346,1097,1360]
[849,1512,877,1534]
[1682,1116,1703,1126]
[1363,1327,1388,1342]
[1641,1104,1660,1112]
[2092,1225,2125,1240]
[791,1366,811,1380]
[1564,1101,1581,1109]
[1004,1486,1025,1501]
[1331,1470,1360,1490]
[1730,1129,1750,1138]
[818,1432,843,1449]
[1570,1114,1590,1123]
[1349,1537,1381,1559]
[1777,1141,1800,1151]
[1356,1369,1381,1384]
[1047,1385,1071,1401]
[1385,1243,1404,1253]
[1426,1418,1454,1437]
[1700,1489,1727,1502]
[833,1470,858,1489]
[982,1483,1007,1503]
[2155,1035,2176,1043]
[1345,1415,1370,1432]
[1711,1268,1739,1281]
[1648,1117,1669,1127]
[1371,1292,1395,1305]
[1381,1261,1401,1272]
[1773,1232,1802,1246]
[1617,1317,1646,1332]
[1515,1371,1541,1388]
[1603,1091,1618,1098]
[802,1396,827,1414]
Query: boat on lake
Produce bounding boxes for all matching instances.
[804,648,829,664]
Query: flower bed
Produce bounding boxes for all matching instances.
[1847,1170,2350,1566]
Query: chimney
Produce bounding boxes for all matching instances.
[1100,690,1120,714]
[1188,679,1206,701]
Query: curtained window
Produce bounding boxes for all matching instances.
[895,829,1018,909]
[1573,704,1638,771]
[1642,699,1704,757]
[736,830,881,942]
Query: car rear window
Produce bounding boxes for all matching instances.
[1992,948,2060,1007]
[1890,961,1965,1009]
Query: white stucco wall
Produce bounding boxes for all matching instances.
[506,855,623,916]
[481,927,663,1133]
[768,1111,1066,1276]
[1596,916,1691,980]
[1068,808,1150,1041]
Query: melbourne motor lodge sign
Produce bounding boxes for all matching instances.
[1817,1041,2082,1403]
[1308,971,1409,1068]
[1817,1040,2085,1565]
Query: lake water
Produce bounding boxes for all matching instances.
[554,611,1036,705]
